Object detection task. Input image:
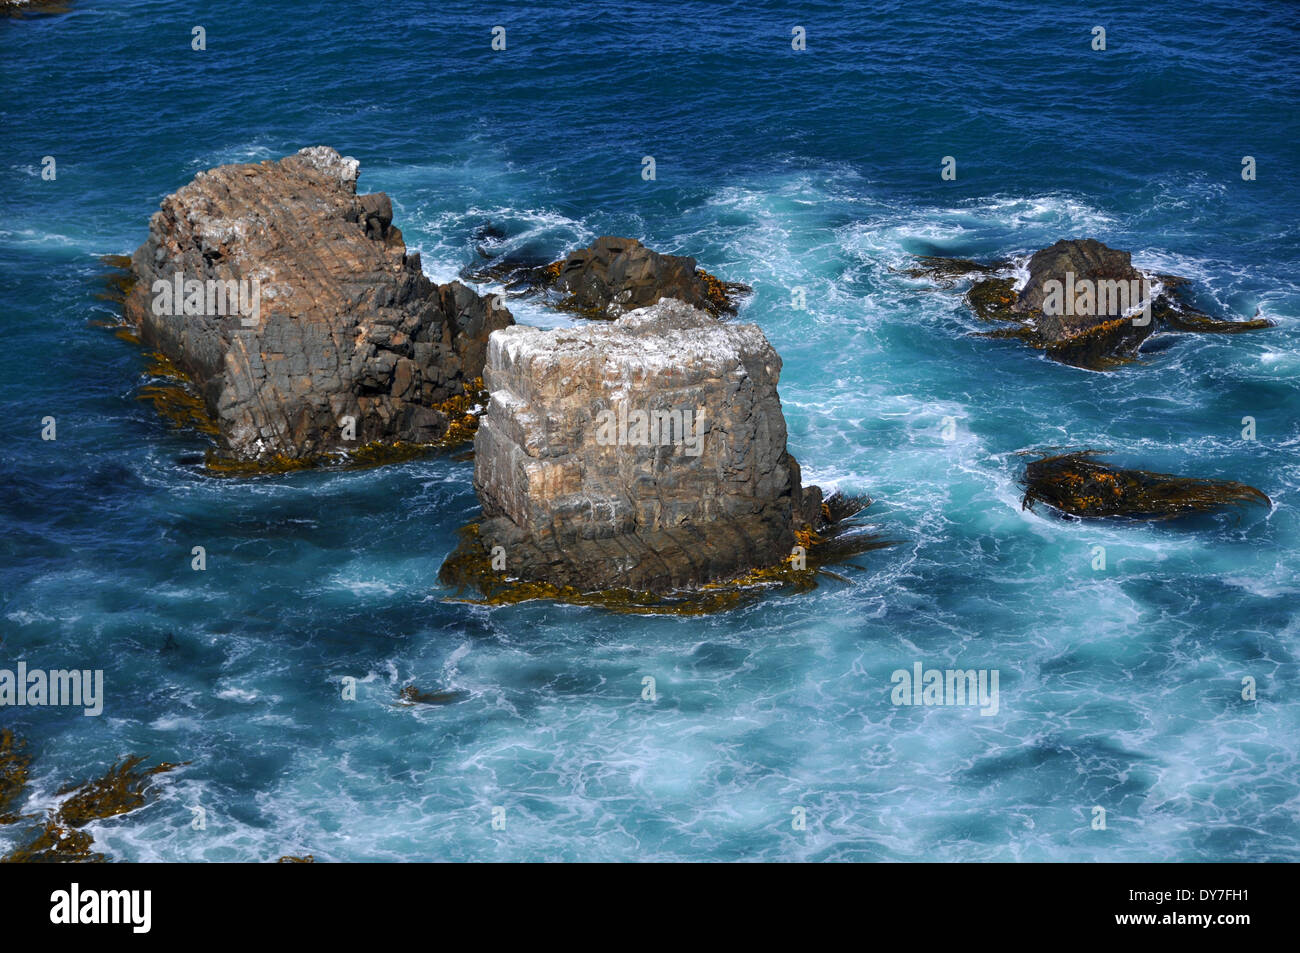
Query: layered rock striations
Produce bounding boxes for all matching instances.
[452,298,827,594]
[123,146,512,464]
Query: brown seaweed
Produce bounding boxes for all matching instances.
[965,277,1021,323]
[2,1,74,20]
[55,755,188,828]
[1,743,186,863]
[1,818,104,864]
[0,730,31,823]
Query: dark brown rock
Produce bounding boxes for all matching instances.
[913,238,1272,370]
[1013,239,1144,333]
[466,235,750,319]
[2,0,72,17]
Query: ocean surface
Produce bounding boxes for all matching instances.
[2,0,1298,861]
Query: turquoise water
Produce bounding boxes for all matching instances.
[1,0,1298,861]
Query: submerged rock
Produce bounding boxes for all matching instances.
[442,298,842,598]
[911,238,1271,369]
[122,146,513,466]
[900,255,1005,282]
[467,235,750,319]
[1021,451,1270,520]
[397,685,467,706]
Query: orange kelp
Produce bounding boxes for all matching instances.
[1021,451,1271,520]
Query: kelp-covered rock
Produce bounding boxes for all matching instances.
[443,298,834,597]
[1021,451,1271,520]
[122,146,513,466]
[1014,239,1144,327]
[442,492,889,614]
[467,235,750,318]
[2,0,71,17]
[397,685,467,706]
[910,238,1272,369]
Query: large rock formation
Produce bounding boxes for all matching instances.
[910,238,1271,369]
[466,235,750,319]
[123,146,513,463]
[460,298,825,593]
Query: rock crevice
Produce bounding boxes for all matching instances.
[460,298,824,593]
[123,146,512,463]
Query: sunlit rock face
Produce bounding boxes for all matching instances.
[470,298,824,593]
[124,146,512,463]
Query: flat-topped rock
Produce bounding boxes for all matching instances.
[123,146,512,464]
[462,298,824,593]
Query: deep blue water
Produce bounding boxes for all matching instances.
[1,0,1298,861]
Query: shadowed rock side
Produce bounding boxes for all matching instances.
[1021,451,1271,520]
[467,235,750,319]
[908,238,1272,369]
[440,298,884,608]
[122,146,513,467]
